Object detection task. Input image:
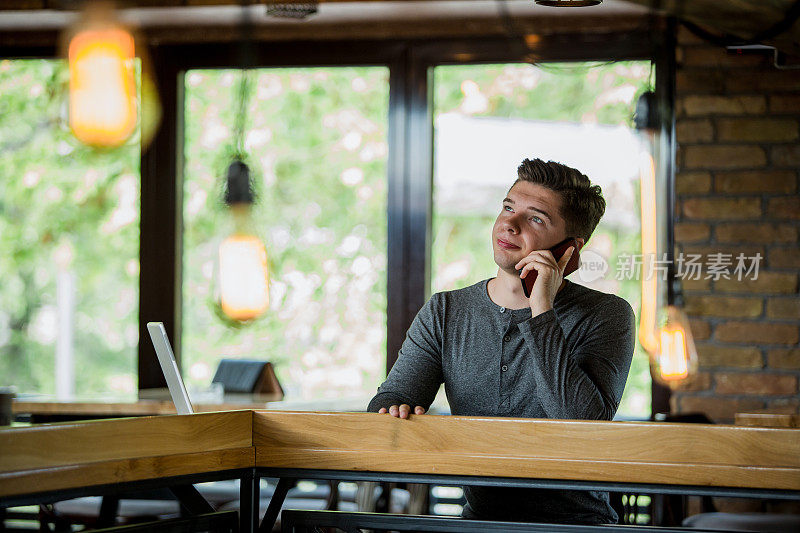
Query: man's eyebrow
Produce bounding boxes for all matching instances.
[502,197,552,222]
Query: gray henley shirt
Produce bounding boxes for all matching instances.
[366,277,635,525]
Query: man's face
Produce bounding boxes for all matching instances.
[491,181,568,273]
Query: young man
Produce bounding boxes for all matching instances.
[366,158,635,525]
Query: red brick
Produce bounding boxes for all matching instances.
[675,171,712,194]
[677,395,764,423]
[767,197,800,220]
[676,70,726,93]
[768,348,800,370]
[674,222,710,243]
[697,344,763,368]
[677,119,714,143]
[684,145,766,169]
[726,70,800,93]
[680,95,766,116]
[772,145,800,167]
[681,278,712,292]
[668,371,711,392]
[715,372,798,395]
[769,94,800,114]
[716,170,797,194]
[715,223,798,244]
[682,245,764,261]
[768,248,800,269]
[716,118,799,142]
[682,47,768,68]
[715,272,797,294]
[681,197,761,219]
[689,319,711,341]
[715,321,799,345]
[766,298,800,320]
[684,295,763,318]
[765,398,800,414]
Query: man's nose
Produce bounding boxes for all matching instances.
[502,214,522,233]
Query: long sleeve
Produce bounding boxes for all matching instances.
[517,296,635,421]
[366,295,444,413]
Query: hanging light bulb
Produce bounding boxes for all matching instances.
[66,2,137,148]
[651,305,698,386]
[218,160,270,322]
[638,148,660,354]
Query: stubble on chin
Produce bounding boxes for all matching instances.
[493,246,520,273]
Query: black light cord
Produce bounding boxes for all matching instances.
[233,1,255,159]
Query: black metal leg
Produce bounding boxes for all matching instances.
[258,478,294,533]
[169,485,215,515]
[239,469,259,533]
[96,495,120,528]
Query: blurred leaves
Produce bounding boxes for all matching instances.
[0,59,140,395]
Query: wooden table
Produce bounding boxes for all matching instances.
[735,412,800,429]
[1,411,799,532]
[12,399,272,421]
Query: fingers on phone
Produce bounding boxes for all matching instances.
[558,247,575,271]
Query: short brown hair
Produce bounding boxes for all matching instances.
[514,158,605,241]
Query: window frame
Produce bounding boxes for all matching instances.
[0,24,676,418]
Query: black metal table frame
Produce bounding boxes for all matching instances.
[2,467,798,533]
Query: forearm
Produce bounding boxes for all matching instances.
[365,295,445,414]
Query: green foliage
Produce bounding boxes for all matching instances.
[0,59,140,395]
[182,68,390,399]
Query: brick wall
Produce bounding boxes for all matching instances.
[671,27,800,423]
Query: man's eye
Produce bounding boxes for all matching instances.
[503,205,513,212]
[531,216,543,224]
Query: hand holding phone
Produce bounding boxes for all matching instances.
[518,237,581,298]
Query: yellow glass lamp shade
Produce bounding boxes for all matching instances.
[68,26,137,148]
[651,305,699,387]
[218,233,270,322]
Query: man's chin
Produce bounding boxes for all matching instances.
[492,254,520,274]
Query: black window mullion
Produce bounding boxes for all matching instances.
[138,46,183,393]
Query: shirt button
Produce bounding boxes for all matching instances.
[503,335,511,342]
[501,365,508,372]
[500,307,506,313]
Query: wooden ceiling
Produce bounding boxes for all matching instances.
[1,0,799,54]
[0,1,651,47]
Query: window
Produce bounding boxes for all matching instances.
[0,59,140,398]
[181,67,390,401]
[431,61,652,418]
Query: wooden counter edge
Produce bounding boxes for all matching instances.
[0,447,255,499]
[254,448,800,492]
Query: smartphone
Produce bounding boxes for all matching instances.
[518,237,581,298]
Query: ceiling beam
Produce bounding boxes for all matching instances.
[624,0,800,55]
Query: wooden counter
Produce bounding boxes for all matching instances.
[0,410,254,498]
[12,400,271,418]
[1,410,799,501]
[735,412,800,429]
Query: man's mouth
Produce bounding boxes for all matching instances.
[496,239,520,250]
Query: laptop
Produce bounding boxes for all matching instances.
[147,322,194,415]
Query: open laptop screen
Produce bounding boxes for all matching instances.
[147,322,194,415]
